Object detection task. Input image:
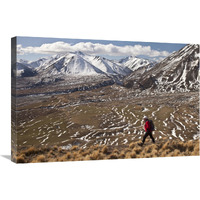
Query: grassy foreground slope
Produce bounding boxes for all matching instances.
[12,137,199,163]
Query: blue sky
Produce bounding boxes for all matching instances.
[16,36,186,61]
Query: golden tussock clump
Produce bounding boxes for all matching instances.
[90,150,100,160]
[12,139,199,163]
[125,152,131,159]
[186,140,194,152]
[119,151,126,159]
[23,146,36,156]
[192,142,199,155]
[134,146,142,154]
[162,141,170,150]
[108,153,118,159]
[16,154,25,163]
[36,155,46,162]
[102,146,108,154]
[124,148,131,154]
[129,142,136,149]
[93,145,100,150]
[57,155,66,162]
[172,149,181,157]
[58,147,66,154]
[84,154,91,161]
[160,150,168,157]
[71,145,79,151]
[53,146,58,151]
[113,148,119,154]
[143,146,151,154]
[80,149,90,157]
[130,150,137,158]
[65,152,72,159]
[150,149,158,157]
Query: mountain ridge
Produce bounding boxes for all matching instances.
[124,44,199,92]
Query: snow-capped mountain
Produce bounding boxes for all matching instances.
[16,58,49,77]
[124,44,200,92]
[18,59,29,66]
[16,55,68,77]
[15,62,37,77]
[37,53,106,76]
[119,56,156,72]
[18,58,48,68]
[28,58,48,68]
[83,55,132,76]
[16,51,157,81]
[36,51,133,78]
[36,54,65,71]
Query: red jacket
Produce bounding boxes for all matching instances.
[144,120,151,132]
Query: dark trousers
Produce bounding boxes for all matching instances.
[142,130,155,143]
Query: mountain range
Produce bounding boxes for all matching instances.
[15,44,199,93]
[16,51,156,78]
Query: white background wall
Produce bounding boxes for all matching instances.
[0,1,199,200]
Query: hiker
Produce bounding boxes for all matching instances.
[140,116,155,146]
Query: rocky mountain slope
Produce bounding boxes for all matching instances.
[16,62,37,77]
[124,44,199,92]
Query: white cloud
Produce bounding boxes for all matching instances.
[17,41,170,58]
[152,56,166,62]
[17,44,24,55]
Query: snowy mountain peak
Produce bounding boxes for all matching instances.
[73,51,85,56]
[120,56,156,72]
[37,52,106,77]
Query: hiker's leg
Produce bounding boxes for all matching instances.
[149,132,155,143]
[142,132,148,143]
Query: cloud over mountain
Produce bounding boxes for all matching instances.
[17,41,170,58]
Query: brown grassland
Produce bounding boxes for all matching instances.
[12,84,199,164]
[12,137,199,163]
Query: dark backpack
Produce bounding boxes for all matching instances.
[148,119,155,131]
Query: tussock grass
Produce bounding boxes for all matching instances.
[119,151,126,158]
[162,141,170,150]
[23,146,36,156]
[36,155,46,162]
[130,150,137,158]
[109,153,118,159]
[16,154,25,163]
[134,146,142,154]
[129,142,135,149]
[12,139,199,163]
[102,146,108,154]
[90,150,100,160]
[71,146,79,151]
[192,142,199,155]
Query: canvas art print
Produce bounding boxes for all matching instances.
[11,36,200,163]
